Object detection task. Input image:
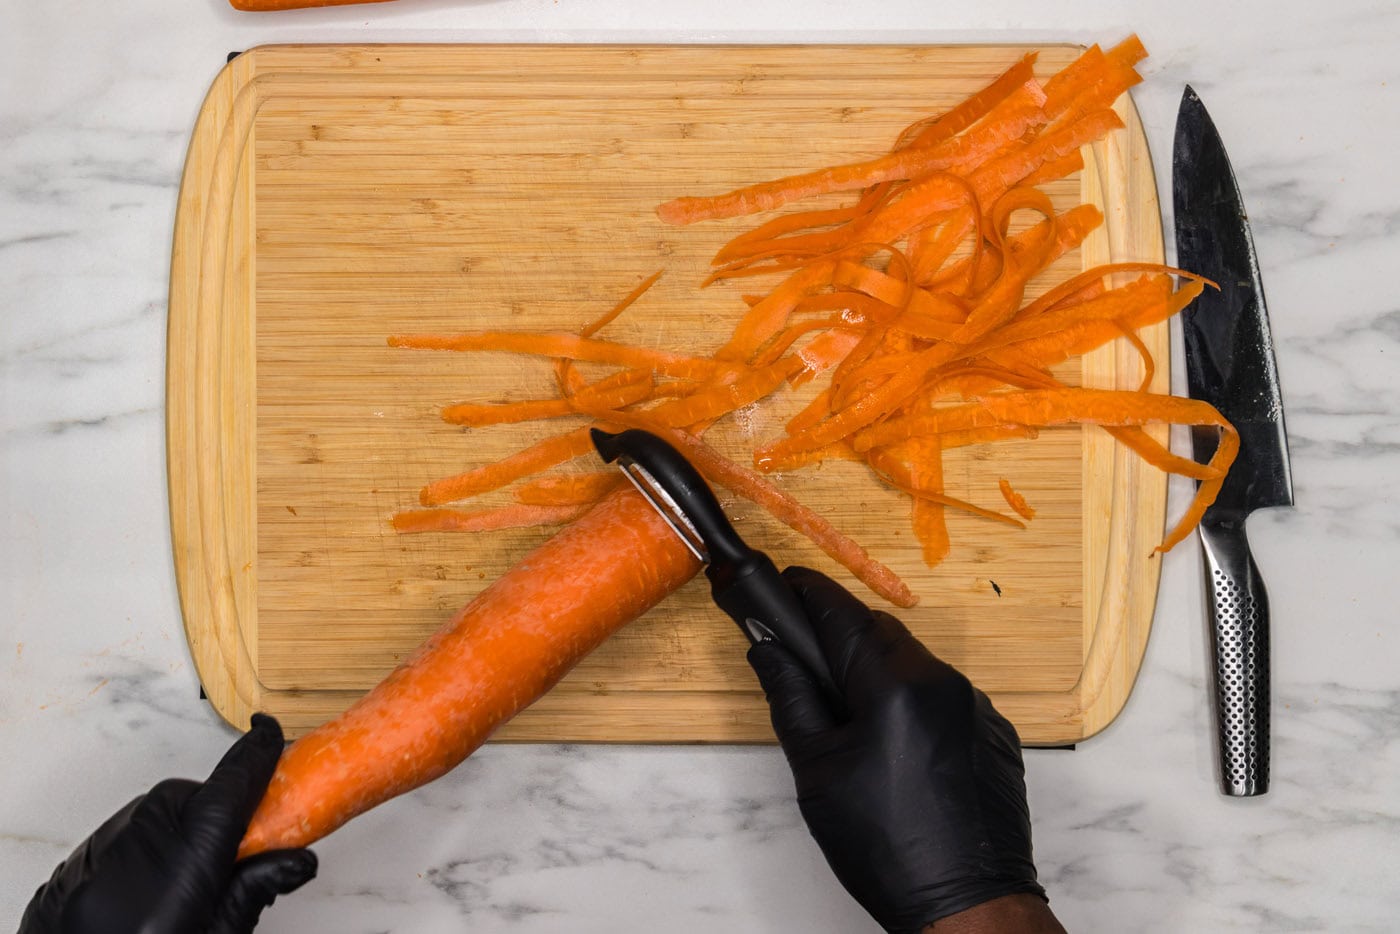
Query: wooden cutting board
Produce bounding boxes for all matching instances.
[169,44,1167,745]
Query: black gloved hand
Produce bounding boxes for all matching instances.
[748,567,1045,933]
[20,713,317,934]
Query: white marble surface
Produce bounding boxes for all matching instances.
[3,1,1398,930]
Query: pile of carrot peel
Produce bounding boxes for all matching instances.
[388,36,1235,608]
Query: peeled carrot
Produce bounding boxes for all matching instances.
[240,487,701,856]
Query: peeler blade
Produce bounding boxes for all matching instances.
[616,459,708,562]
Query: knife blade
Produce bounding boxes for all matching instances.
[1173,86,1294,797]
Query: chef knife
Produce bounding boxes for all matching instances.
[1173,87,1294,797]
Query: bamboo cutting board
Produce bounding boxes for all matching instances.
[168,44,1168,745]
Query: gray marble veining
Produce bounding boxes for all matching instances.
[4,1,1399,930]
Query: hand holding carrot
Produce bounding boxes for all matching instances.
[19,715,316,934]
[748,568,1061,933]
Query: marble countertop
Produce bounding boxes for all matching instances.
[3,1,1397,930]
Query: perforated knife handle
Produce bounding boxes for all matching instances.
[1198,518,1271,796]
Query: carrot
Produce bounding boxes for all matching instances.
[442,373,654,428]
[556,271,664,395]
[998,479,1037,520]
[240,487,701,857]
[851,388,1239,552]
[420,427,597,506]
[894,54,1040,150]
[654,83,1046,226]
[863,445,1025,528]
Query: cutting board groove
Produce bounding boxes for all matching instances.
[168,44,1167,744]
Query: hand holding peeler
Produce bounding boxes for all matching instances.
[591,428,838,700]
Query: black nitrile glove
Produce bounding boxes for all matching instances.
[748,567,1045,933]
[20,714,317,934]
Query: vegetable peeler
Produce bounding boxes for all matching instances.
[590,428,838,699]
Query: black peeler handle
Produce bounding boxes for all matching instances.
[591,429,839,701]
[706,545,840,700]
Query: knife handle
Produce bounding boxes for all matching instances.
[1198,519,1271,796]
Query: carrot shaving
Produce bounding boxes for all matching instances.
[420,427,598,507]
[863,445,1025,528]
[998,479,1037,520]
[894,54,1039,150]
[442,373,653,427]
[654,82,1046,226]
[556,270,664,394]
[1116,324,1156,393]
[851,388,1238,552]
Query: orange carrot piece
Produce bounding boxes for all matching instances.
[786,387,834,435]
[928,204,1102,298]
[894,54,1040,150]
[1021,149,1085,188]
[1017,261,1209,321]
[440,398,577,428]
[442,374,653,427]
[654,83,1046,226]
[1042,44,1107,117]
[240,487,701,856]
[391,504,588,534]
[998,479,1037,520]
[789,329,864,386]
[557,270,664,394]
[420,427,597,506]
[910,207,979,285]
[901,439,952,566]
[791,291,900,321]
[756,269,1195,467]
[851,388,1238,551]
[597,360,801,430]
[1045,36,1147,125]
[713,183,895,267]
[912,488,951,567]
[992,277,1206,370]
[1116,324,1156,393]
[716,260,837,362]
[864,445,1024,528]
[967,108,1124,206]
[752,318,862,369]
